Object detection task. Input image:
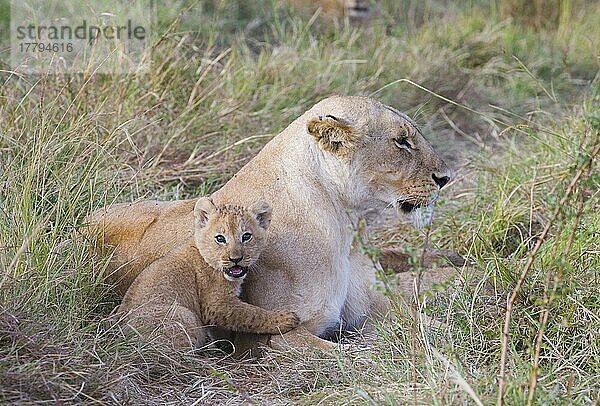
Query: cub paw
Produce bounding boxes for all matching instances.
[276,311,300,333]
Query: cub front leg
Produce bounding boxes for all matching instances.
[203,297,300,335]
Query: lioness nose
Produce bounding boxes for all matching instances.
[432,173,450,189]
[229,256,243,264]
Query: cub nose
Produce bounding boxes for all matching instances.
[432,173,450,189]
[229,256,243,264]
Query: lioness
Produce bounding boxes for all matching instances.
[87,96,454,350]
[117,198,300,348]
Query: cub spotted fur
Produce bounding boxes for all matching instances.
[117,198,300,348]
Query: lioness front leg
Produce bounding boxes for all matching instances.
[340,251,393,334]
[269,326,338,351]
[203,297,300,335]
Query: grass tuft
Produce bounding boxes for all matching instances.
[1,0,599,403]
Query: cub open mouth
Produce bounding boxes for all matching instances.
[224,265,248,279]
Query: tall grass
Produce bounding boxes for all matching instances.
[1,0,599,403]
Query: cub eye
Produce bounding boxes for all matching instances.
[393,138,413,150]
[241,232,252,242]
[215,235,226,244]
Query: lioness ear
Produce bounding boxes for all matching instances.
[307,115,359,156]
[194,197,216,227]
[250,201,272,230]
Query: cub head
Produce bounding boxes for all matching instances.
[193,198,272,282]
[306,96,451,227]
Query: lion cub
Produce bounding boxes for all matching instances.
[117,197,300,348]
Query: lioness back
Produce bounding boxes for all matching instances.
[84,199,197,295]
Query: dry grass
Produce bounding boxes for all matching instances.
[1,0,599,404]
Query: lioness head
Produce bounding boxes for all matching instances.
[305,96,451,227]
[193,198,272,281]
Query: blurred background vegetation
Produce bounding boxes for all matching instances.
[0,0,598,404]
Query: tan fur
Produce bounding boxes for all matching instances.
[307,115,359,157]
[116,199,299,348]
[289,0,369,20]
[85,199,198,296]
[501,0,562,31]
[86,96,455,351]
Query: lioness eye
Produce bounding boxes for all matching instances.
[241,232,252,242]
[393,138,413,150]
[215,235,226,244]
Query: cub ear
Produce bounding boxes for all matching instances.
[250,201,272,230]
[194,197,216,227]
[306,115,359,156]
